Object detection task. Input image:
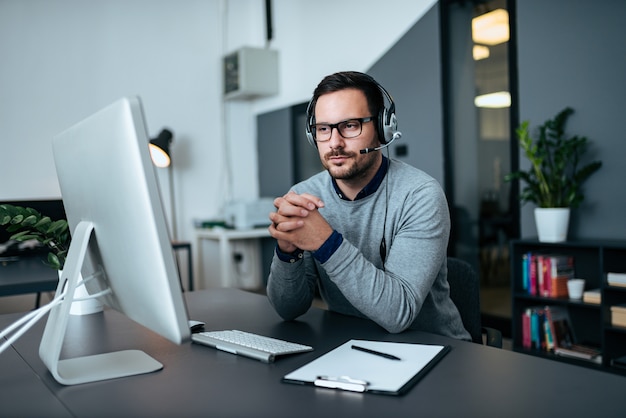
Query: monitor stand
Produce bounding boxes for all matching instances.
[39,221,163,385]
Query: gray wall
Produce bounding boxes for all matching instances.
[257,3,442,193]
[368,4,444,185]
[258,0,626,249]
[516,0,626,239]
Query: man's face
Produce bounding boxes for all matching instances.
[314,89,381,182]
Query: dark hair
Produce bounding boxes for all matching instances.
[310,71,384,121]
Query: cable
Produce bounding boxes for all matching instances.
[0,270,111,355]
[0,287,68,354]
[71,288,112,302]
[379,151,391,269]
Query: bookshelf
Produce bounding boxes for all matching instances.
[510,239,626,374]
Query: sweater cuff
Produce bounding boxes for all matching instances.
[312,230,343,264]
[275,245,304,263]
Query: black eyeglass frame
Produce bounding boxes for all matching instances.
[311,116,375,142]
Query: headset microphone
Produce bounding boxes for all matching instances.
[360,131,402,154]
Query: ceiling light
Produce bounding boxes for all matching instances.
[474,91,511,108]
[473,45,490,60]
[472,9,509,46]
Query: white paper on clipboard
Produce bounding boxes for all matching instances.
[282,339,449,395]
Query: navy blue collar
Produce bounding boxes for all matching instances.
[331,156,389,201]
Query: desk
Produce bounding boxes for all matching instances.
[2,288,626,417]
[195,227,270,289]
[0,254,58,308]
[1,244,192,305]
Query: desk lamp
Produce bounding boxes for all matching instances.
[149,128,177,240]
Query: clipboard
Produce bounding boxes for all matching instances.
[282,339,450,396]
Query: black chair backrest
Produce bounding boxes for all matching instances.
[447,257,483,344]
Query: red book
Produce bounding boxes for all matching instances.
[542,256,551,297]
[529,254,538,296]
[548,255,574,298]
[522,309,532,349]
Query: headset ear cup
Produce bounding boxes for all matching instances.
[385,111,398,143]
[306,127,316,147]
[305,101,318,148]
[379,108,397,144]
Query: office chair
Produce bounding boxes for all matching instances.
[447,257,502,348]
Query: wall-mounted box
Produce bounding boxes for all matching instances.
[223,47,278,100]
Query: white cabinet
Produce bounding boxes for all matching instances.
[195,228,271,290]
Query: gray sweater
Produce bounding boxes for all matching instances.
[266,159,470,340]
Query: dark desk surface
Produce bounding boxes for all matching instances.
[2,288,626,418]
[0,254,58,296]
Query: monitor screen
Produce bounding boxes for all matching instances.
[42,96,190,385]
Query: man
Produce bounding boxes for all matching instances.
[266,71,469,340]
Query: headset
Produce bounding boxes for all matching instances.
[305,74,400,151]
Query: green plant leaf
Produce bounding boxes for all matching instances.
[21,214,38,227]
[47,252,62,270]
[10,231,40,241]
[505,107,602,209]
[1,203,69,270]
[33,216,52,229]
[48,219,68,235]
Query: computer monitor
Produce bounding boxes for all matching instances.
[42,96,190,385]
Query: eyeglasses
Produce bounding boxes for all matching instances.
[311,116,374,142]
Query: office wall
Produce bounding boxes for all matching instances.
[258,4,443,189]
[258,0,626,248]
[0,0,234,247]
[0,0,436,256]
[368,4,443,184]
[7,0,621,283]
[365,0,626,241]
[516,0,626,239]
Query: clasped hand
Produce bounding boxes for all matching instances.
[268,192,333,253]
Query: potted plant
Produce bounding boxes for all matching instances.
[0,204,69,269]
[1,203,102,314]
[505,107,602,242]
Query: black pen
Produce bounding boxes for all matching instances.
[351,345,401,361]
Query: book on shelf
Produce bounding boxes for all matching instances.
[544,306,572,350]
[521,308,532,349]
[521,305,601,363]
[549,305,601,362]
[610,303,626,327]
[522,306,558,352]
[522,252,574,297]
[582,288,601,304]
[554,345,602,364]
[607,272,626,287]
[522,253,530,292]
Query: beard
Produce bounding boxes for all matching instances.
[322,148,380,181]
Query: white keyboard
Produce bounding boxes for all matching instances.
[191,330,313,363]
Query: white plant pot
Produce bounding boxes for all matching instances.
[58,270,104,316]
[534,207,570,243]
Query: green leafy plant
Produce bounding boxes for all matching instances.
[0,204,69,270]
[505,107,602,208]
